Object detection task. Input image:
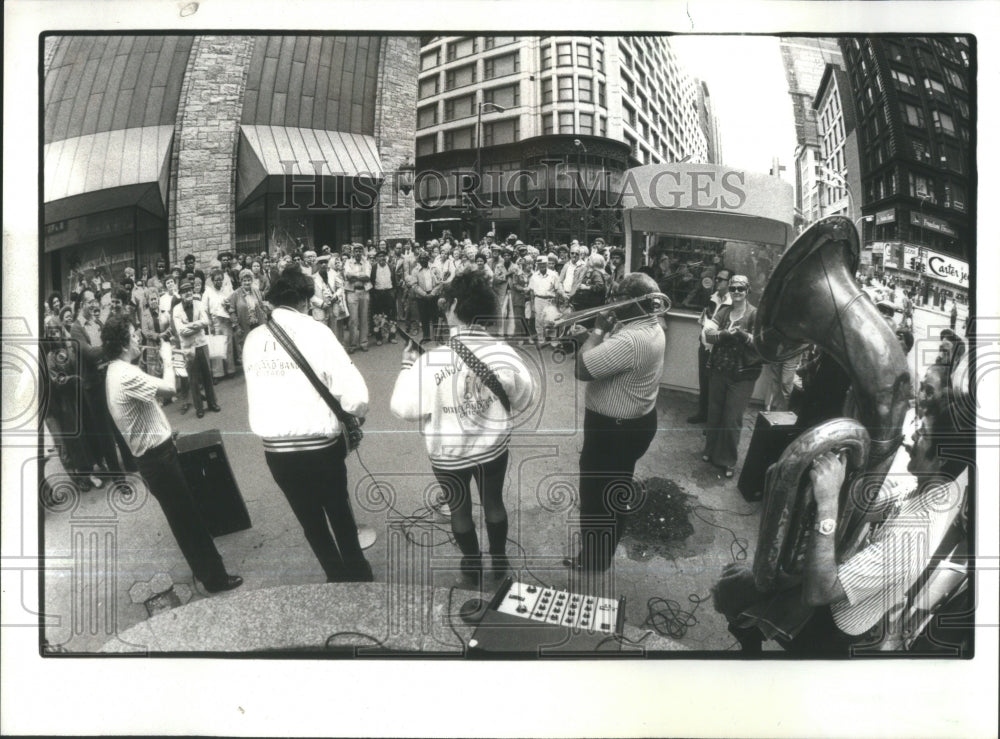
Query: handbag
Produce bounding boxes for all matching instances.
[448,337,511,413]
[266,315,364,451]
[207,333,228,360]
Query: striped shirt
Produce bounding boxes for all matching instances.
[831,479,964,635]
[582,317,665,419]
[105,360,172,457]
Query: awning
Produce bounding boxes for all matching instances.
[237,125,383,207]
[44,125,173,223]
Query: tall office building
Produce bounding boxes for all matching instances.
[414,35,712,244]
[812,64,863,227]
[43,35,418,297]
[839,36,971,305]
[779,37,845,225]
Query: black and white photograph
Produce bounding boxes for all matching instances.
[3,1,998,736]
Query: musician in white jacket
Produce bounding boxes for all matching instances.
[244,267,373,583]
[390,271,534,582]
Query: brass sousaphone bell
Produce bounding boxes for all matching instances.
[751,216,912,592]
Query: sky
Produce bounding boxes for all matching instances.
[671,35,797,187]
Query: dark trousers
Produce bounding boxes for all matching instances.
[82,381,137,474]
[417,296,438,340]
[371,288,396,320]
[704,370,756,469]
[264,441,371,582]
[696,343,710,418]
[135,439,227,586]
[186,345,217,413]
[578,407,658,570]
[432,451,509,538]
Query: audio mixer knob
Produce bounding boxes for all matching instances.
[516,605,527,614]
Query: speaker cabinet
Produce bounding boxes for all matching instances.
[175,429,251,537]
[738,411,800,502]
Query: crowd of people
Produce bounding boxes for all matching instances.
[41,228,972,653]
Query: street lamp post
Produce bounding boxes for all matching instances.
[475,101,506,241]
[574,138,588,247]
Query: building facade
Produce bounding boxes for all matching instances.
[413,35,714,245]
[43,35,418,297]
[779,37,845,227]
[812,64,863,229]
[838,36,972,305]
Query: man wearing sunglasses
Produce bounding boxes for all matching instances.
[688,268,732,424]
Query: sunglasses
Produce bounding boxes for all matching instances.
[716,276,730,282]
[730,286,748,293]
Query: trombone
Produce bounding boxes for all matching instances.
[551,292,672,332]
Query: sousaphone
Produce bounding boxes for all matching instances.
[751,216,912,592]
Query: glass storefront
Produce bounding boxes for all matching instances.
[236,190,375,257]
[44,206,167,300]
[635,233,784,312]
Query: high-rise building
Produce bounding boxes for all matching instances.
[414,35,711,244]
[779,37,845,225]
[839,36,971,305]
[43,35,418,297]
[695,79,723,166]
[812,64,863,227]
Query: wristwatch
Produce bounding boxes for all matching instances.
[815,518,837,536]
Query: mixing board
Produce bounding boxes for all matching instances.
[467,578,626,656]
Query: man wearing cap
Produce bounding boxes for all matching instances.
[559,245,587,303]
[171,280,220,418]
[411,252,440,341]
[528,254,564,348]
[370,250,398,346]
[343,244,373,353]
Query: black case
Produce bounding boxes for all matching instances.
[737,411,800,502]
[175,429,252,536]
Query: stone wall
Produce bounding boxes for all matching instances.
[374,36,418,243]
[169,36,254,267]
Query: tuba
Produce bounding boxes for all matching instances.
[751,216,912,592]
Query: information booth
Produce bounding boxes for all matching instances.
[620,164,795,398]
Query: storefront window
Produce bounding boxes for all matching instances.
[641,233,783,311]
[236,191,374,257]
[45,206,167,300]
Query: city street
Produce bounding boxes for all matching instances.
[37,301,961,655]
[41,335,763,654]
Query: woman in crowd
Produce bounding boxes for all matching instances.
[702,275,762,478]
[46,292,64,319]
[42,316,104,491]
[228,269,268,360]
[509,255,533,344]
[250,259,269,295]
[391,271,535,583]
[570,253,609,312]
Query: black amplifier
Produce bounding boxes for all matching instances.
[467,578,626,656]
[175,429,252,537]
[738,411,800,502]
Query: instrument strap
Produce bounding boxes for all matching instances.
[266,315,353,427]
[449,336,511,413]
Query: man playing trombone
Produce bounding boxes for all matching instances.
[562,272,667,572]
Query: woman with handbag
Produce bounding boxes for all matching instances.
[243,268,374,583]
[228,269,267,360]
[701,274,762,478]
[390,271,535,583]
